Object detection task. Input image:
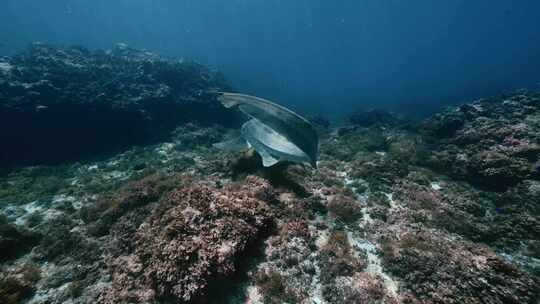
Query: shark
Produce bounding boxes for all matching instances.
[215,92,319,168]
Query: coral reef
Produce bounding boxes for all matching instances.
[0,44,539,304]
[0,43,239,168]
[80,173,181,236]
[100,176,275,303]
[327,195,363,224]
[423,92,540,190]
[382,230,538,304]
[253,219,315,303]
[0,121,241,303]
[0,263,42,304]
[0,215,40,261]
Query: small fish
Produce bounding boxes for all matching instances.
[215,92,319,168]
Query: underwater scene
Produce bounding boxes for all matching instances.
[1,1,540,303]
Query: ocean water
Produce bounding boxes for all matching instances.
[0,1,540,304]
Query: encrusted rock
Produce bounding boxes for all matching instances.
[100,176,275,303]
[0,43,238,168]
[0,215,40,261]
[382,230,539,304]
[423,92,540,190]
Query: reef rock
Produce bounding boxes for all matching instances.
[423,92,540,190]
[100,176,275,303]
[0,43,239,168]
[0,215,40,261]
[382,230,539,304]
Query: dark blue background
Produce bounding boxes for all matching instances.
[2,0,540,118]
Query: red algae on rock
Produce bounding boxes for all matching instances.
[423,93,540,190]
[100,176,275,303]
[381,230,539,304]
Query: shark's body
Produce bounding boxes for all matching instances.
[217,93,319,168]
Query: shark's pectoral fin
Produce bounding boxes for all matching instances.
[251,143,280,167]
[213,136,249,152]
[260,152,280,167]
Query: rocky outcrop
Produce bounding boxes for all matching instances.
[0,263,42,304]
[382,230,539,304]
[1,58,539,304]
[0,215,40,261]
[0,43,239,168]
[100,176,275,303]
[423,92,540,190]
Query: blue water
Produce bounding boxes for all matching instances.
[1,3,540,303]
[1,1,540,117]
